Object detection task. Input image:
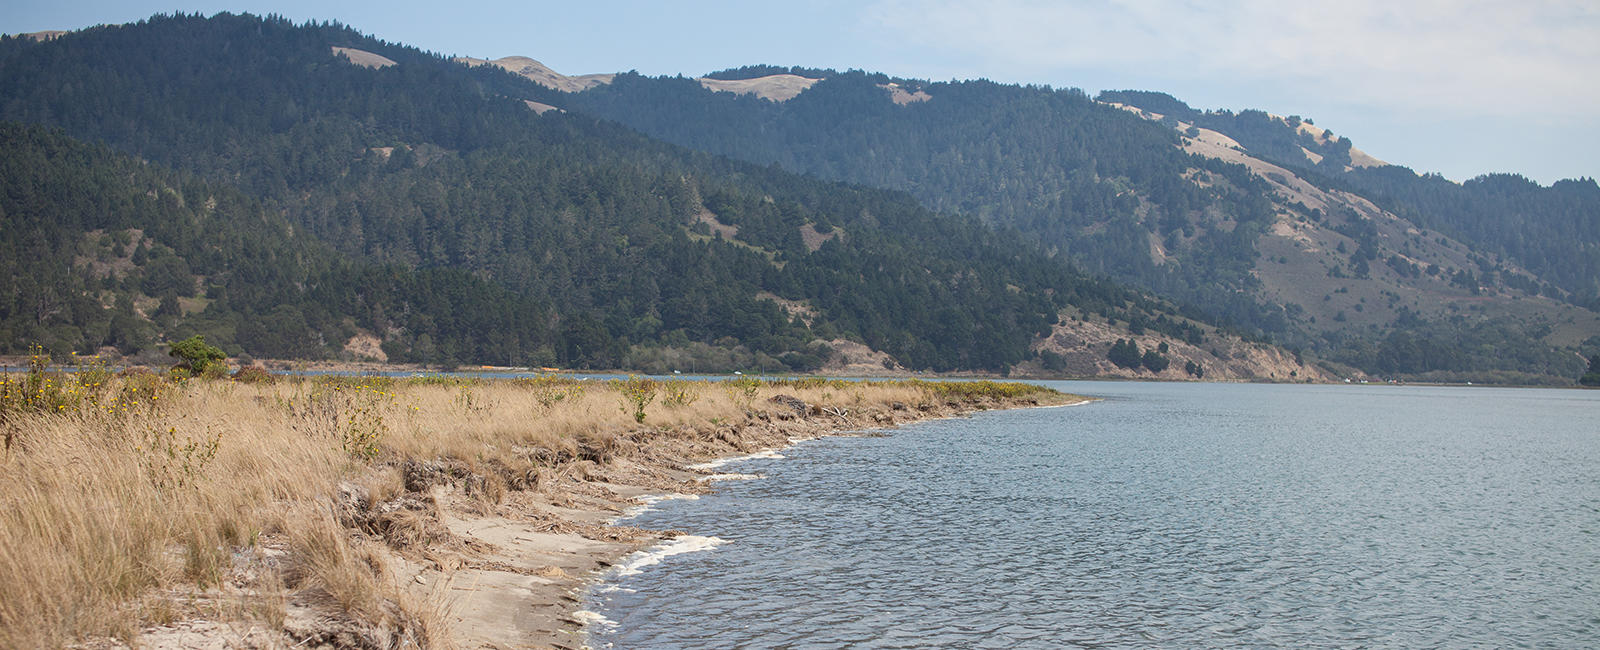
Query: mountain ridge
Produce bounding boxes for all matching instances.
[456,55,830,103]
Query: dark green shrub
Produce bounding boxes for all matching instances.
[168,335,226,375]
[1108,339,1143,369]
[1141,350,1170,372]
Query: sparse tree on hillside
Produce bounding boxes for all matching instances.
[1581,355,1600,386]
[1141,349,1169,373]
[1108,339,1142,369]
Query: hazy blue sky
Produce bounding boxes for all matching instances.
[5,0,1597,184]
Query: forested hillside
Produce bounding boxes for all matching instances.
[0,123,558,366]
[547,65,1600,381]
[570,72,1291,335]
[0,13,1218,373]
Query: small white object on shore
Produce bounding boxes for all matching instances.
[687,449,784,471]
[697,473,764,482]
[612,535,727,577]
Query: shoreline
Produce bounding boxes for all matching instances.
[432,390,1090,649]
[0,353,1333,384]
[565,394,1105,642]
[0,373,1082,648]
[7,354,1584,388]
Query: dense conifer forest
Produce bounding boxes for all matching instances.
[0,13,1190,372]
[571,72,1295,335]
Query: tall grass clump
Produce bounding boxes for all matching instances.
[281,380,398,460]
[0,363,346,646]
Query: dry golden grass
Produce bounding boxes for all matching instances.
[0,372,344,646]
[0,367,1066,647]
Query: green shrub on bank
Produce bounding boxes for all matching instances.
[901,379,1050,401]
[616,375,658,423]
[661,380,700,407]
[723,377,761,409]
[1,347,119,423]
[168,335,226,375]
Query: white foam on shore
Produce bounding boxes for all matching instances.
[613,535,726,577]
[687,449,784,471]
[638,492,700,505]
[697,472,764,482]
[611,493,698,523]
[572,609,614,628]
[1036,398,1101,409]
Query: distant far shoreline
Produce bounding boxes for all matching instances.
[0,354,1581,387]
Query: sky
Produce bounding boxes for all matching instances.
[5,0,1598,185]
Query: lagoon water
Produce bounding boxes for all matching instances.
[585,382,1600,647]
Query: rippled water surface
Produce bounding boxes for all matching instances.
[586,382,1600,648]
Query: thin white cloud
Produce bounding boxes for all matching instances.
[862,0,1600,118]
